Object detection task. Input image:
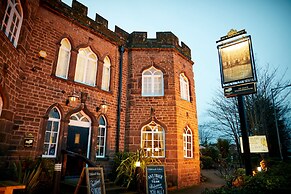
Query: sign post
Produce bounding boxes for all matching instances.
[216,29,257,176]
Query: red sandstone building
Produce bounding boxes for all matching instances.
[0,0,200,190]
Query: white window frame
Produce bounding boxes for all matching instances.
[180,73,190,101]
[74,47,98,86]
[141,121,165,158]
[42,107,61,158]
[101,56,111,91]
[183,126,193,158]
[96,116,107,158]
[1,0,23,47]
[56,38,71,79]
[142,66,164,96]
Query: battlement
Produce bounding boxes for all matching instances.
[41,0,191,59]
[128,31,191,59]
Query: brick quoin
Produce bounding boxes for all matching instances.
[0,0,199,190]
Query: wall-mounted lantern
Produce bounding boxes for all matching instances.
[66,91,80,106]
[96,100,108,114]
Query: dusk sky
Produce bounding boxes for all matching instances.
[63,0,291,124]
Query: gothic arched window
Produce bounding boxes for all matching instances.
[142,66,164,96]
[1,0,23,47]
[101,56,111,91]
[180,73,190,101]
[42,107,61,158]
[183,126,193,158]
[74,47,98,86]
[141,121,165,158]
[56,38,71,79]
[96,116,107,158]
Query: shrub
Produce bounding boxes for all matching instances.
[114,149,161,192]
[202,161,291,194]
[201,155,216,169]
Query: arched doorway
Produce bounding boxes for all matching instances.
[65,111,91,177]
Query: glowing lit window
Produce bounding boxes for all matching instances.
[141,121,165,158]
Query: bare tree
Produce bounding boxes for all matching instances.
[208,65,291,159]
[199,123,216,146]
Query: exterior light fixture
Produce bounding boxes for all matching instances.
[39,50,47,59]
[96,100,108,114]
[66,91,80,105]
[135,161,141,167]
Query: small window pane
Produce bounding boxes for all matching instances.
[44,132,50,142]
[49,108,60,119]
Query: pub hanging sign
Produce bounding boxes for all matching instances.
[24,133,34,147]
[216,29,257,97]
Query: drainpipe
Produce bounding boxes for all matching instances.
[116,46,124,153]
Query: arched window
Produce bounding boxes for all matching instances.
[141,121,165,158]
[1,0,23,47]
[74,47,98,86]
[101,56,111,91]
[180,73,190,101]
[142,66,164,96]
[183,126,193,158]
[56,38,71,79]
[96,116,107,158]
[42,107,61,158]
[0,95,3,116]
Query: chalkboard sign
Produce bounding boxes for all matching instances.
[146,165,167,194]
[75,167,105,194]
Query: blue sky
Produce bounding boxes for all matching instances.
[63,0,291,124]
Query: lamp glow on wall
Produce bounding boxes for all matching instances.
[96,100,108,114]
[66,91,80,105]
[39,50,47,59]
